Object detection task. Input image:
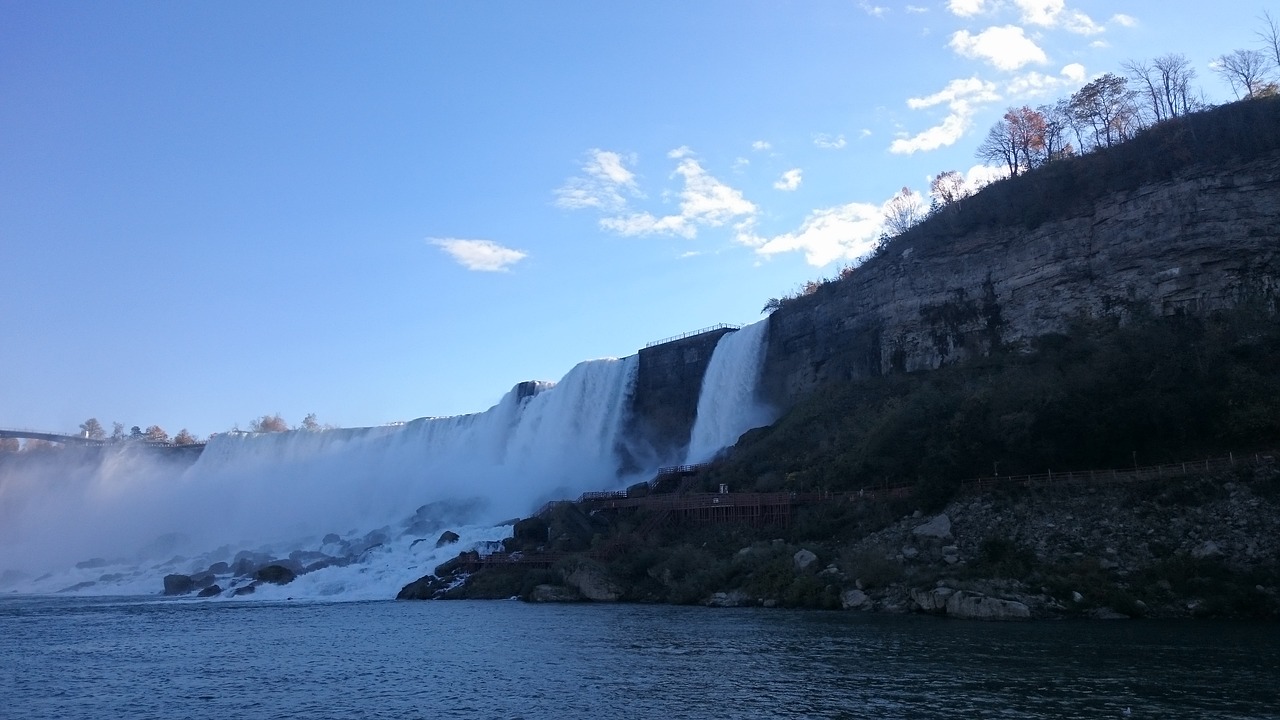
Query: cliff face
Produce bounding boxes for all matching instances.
[761,153,1280,407]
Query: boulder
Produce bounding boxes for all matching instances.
[198,585,222,598]
[912,514,952,540]
[163,574,195,595]
[254,564,297,586]
[564,565,621,602]
[527,584,579,603]
[206,561,230,575]
[1192,540,1223,559]
[397,574,448,600]
[841,589,870,610]
[435,531,461,548]
[793,549,818,571]
[231,584,256,597]
[945,591,1031,620]
[706,590,750,608]
[911,586,954,613]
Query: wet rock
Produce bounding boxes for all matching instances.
[706,590,749,608]
[198,585,222,598]
[911,586,954,613]
[528,584,579,602]
[564,564,620,602]
[322,533,342,545]
[945,591,1031,620]
[1192,540,1223,559]
[841,589,870,610]
[206,562,229,575]
[75,558,109,570]
[231,584,256,597]
[397,574,449,600]
[436,531,461,548]
[254,564,297,586]
[163,574,195,595]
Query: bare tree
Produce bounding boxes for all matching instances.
[1126,54,1199,123]
[1215,49,1271,99]
[144,425,170,443]
[1068,73,1140,150]
[111,421,125,441]
[929,170,968,209]
[1038,103,1074,161]
[977,118,1019,176]
[250,414,289,433]
[883,187,926,235]
[301,413,321,431]
[1258,10,1280,71]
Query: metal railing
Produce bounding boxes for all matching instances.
[643,324,741,349]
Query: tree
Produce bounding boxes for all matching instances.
[111,422,125,441]
[144,425,170,443]
[1038,102,1074,161]
[882,186,925,235]
[929,170,968,209]
[1125,54,1197,123]
[761,298,782,314]
[977,117,1019,176]
[0,438,20,453]
[172,429,198,445]
[1005,106,1048,170]
[129,426,144,440]
[250,414,289,433]
[1068,73,1140,150]
[301,413,321,431]
[1258,10,1280,72]
[1214,49,1271,99]
[79,418,106,440]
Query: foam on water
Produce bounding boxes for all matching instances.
[684,319,775,464]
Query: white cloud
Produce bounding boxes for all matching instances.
[773,169,803,191]
[859,0,888,17]
[947,0,987,17]
[1110,13,1137,28]
[733,157,750,171]
[600,156,757,239]
[751,140,771,151]
[813,133,847,149]
[860,128,873,138]
[1013,0,1103,35]
[430,238,528,273]
[891,77,1000,154]
[1005,62,1087,96]
[950,25,1048,71]
[1090,40,1109,49]
[906,5,929,13]
[737,202,885,267]
[554,149,641,211]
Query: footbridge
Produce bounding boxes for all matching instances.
[0,428,204,451]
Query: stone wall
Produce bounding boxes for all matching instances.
[761,152,1280,408]
[620,327,738,470]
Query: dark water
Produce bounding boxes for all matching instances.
[2,596,1277,720]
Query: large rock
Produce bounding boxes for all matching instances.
[163,574,195,595]
[793,549,819,571]
[528,584,580,603]
[912,514,952,540]
[911,586,954,613]
[706,590,750,607]
[564,564,621,602]
[198,585,222,598]
[435,531,461,548]
[397,574,448,600]
[254,564,297,586]
[841,589,870,610]
[945,590,1031,620]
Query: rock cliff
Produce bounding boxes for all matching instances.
[761,151,1280,407]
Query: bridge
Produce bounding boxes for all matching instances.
[0,428,204,451]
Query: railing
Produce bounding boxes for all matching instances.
[959,452,1273,493]
[643,324,741,349]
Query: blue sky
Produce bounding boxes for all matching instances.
[0,1,1270,437]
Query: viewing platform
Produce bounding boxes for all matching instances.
[643,323,740,349]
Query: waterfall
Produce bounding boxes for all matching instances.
[0,356,640,598]
[684,319,774,464]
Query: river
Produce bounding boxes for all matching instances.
[2,596,1277,719]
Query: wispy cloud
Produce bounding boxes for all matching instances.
[773,169,803,191]
[737,202,885,267]
[1005,62,1086,97]
[430,238,528,273]
[813,133,847,149]
[1110,13,1137,28]
[906,5,929,13]
[858,0,888,17]
[599,153,757,239]
[947,0,987,17]
[751,140,772,151]
[554,149,642,211]
[890,77,1000,154]
[950,25,1048,71]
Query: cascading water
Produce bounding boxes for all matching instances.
[0,356,641,599]
[684,319,775,465]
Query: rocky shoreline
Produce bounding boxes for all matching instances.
[402,461,1280,620]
